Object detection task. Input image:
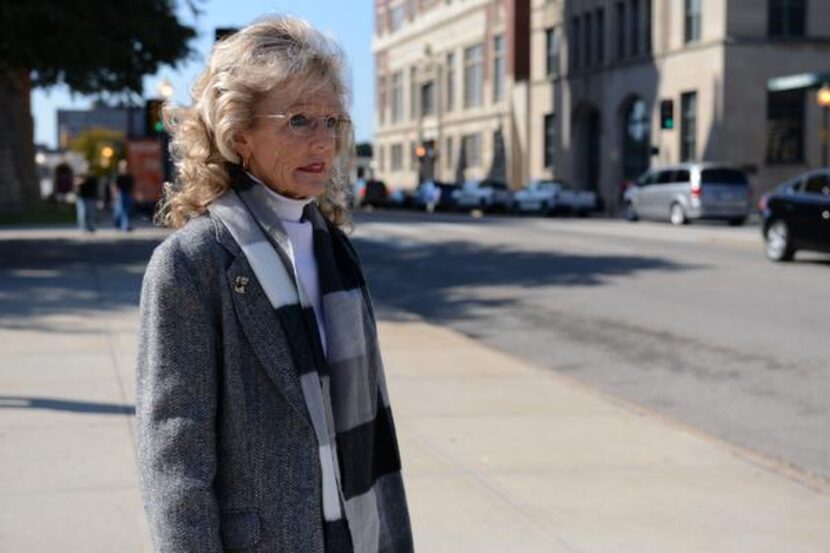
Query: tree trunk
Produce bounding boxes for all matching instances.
[0,68,38,212]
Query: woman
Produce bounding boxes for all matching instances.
[136,17,413,553]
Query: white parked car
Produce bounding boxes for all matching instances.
[513,179,597,216]
[454,180,513,212]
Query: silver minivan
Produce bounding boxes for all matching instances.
[625,163,752,226]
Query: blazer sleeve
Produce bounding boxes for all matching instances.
[136,237,223,553]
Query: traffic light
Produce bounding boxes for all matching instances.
[145,98,164,137]
[660,99,675,130]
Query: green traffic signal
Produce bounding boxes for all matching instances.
[154,121,164,132]
[660,99,675,130]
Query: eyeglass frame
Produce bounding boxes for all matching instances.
[256,111,352,138]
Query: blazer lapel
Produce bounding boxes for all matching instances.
[215,220,312,429]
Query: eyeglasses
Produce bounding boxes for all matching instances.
[259,112,352,138]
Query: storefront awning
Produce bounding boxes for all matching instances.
[767,73,830,92]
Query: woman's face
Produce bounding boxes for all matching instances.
[237,86,343,199]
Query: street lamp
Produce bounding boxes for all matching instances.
[818,84,830,168]
[156,78,175,100]
[100,145,115,169]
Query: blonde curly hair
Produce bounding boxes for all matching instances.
[157,15,353,229]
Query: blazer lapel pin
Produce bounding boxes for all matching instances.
[234,276,250,294]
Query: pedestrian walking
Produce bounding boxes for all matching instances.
[75,173,98,232]
[136,16,413,553]
[53,161,73,201]
[111,160,134,231]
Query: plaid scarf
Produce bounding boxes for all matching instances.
[208,175,413,553]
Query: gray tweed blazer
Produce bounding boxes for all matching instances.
[136,214,375,552]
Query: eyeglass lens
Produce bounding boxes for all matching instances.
[288,114,350,136]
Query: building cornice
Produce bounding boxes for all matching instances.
[372,0,495,53]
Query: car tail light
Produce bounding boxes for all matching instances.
[757,194,768,212]
[690,181,702,198]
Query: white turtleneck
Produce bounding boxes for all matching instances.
[249,173,327,355]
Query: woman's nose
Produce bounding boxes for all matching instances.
[310,133,335,152]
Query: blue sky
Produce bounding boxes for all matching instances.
[32,0,375,147]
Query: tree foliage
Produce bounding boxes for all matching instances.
[68,127,126,177]
[0,0,198,95]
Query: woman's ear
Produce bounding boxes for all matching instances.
[233,130,251,163]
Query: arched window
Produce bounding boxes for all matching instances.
[622,98,651,180]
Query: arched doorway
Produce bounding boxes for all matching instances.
[573,104,601,192]
[621,97,651,181]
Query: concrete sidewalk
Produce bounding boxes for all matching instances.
[1,226,829,552]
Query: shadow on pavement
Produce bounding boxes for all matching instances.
[0,236,164,331]
[0,396,135,415]
[352,237,701,324]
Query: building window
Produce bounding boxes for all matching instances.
[684,0,701,43]
[644,0,652,53]
[463,44,483,108]
[421,81,435,116]
[544,113,556,169]
[571,17,581,70]
[623,99,651,179]
[766,89,805,164]
[391,143,403,171]
[596,8,605,65]
[585,13,593,67]
[391,71,403,123]
[616,2,626,60]
[446,136,454,170]
[493,35,505,102]
[630,0,640,55]
[462,133,481,167]
[390,4,405,32]
[545,27,560,76]
[769,0,807,38]
[446,52,456,112]
[410,66,418,120]
[680,91,698,161]
[378,76,386,125]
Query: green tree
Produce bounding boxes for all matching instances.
[0,1,198,211]
[68,127,126,177]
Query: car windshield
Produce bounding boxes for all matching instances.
[483,181,507,189]
[701,169,748,185]
[535,181,561,190]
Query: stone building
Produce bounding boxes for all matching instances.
[374,0,830,208]
[372,0,532,192]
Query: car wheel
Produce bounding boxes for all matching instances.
[728,217,746,227]
[669,203,688,225]
[625,202,639,222]
[765,219,795,262]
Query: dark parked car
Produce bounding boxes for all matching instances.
[354,179,388,208]
[414,180,460,211]
[760,169,830,262]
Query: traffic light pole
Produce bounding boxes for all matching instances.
[823,105,829,168]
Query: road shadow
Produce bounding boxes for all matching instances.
[353,237,700,325]
[0,396,135,416]
[0,236,164,332]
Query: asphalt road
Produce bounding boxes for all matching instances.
[350,209,830,482]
